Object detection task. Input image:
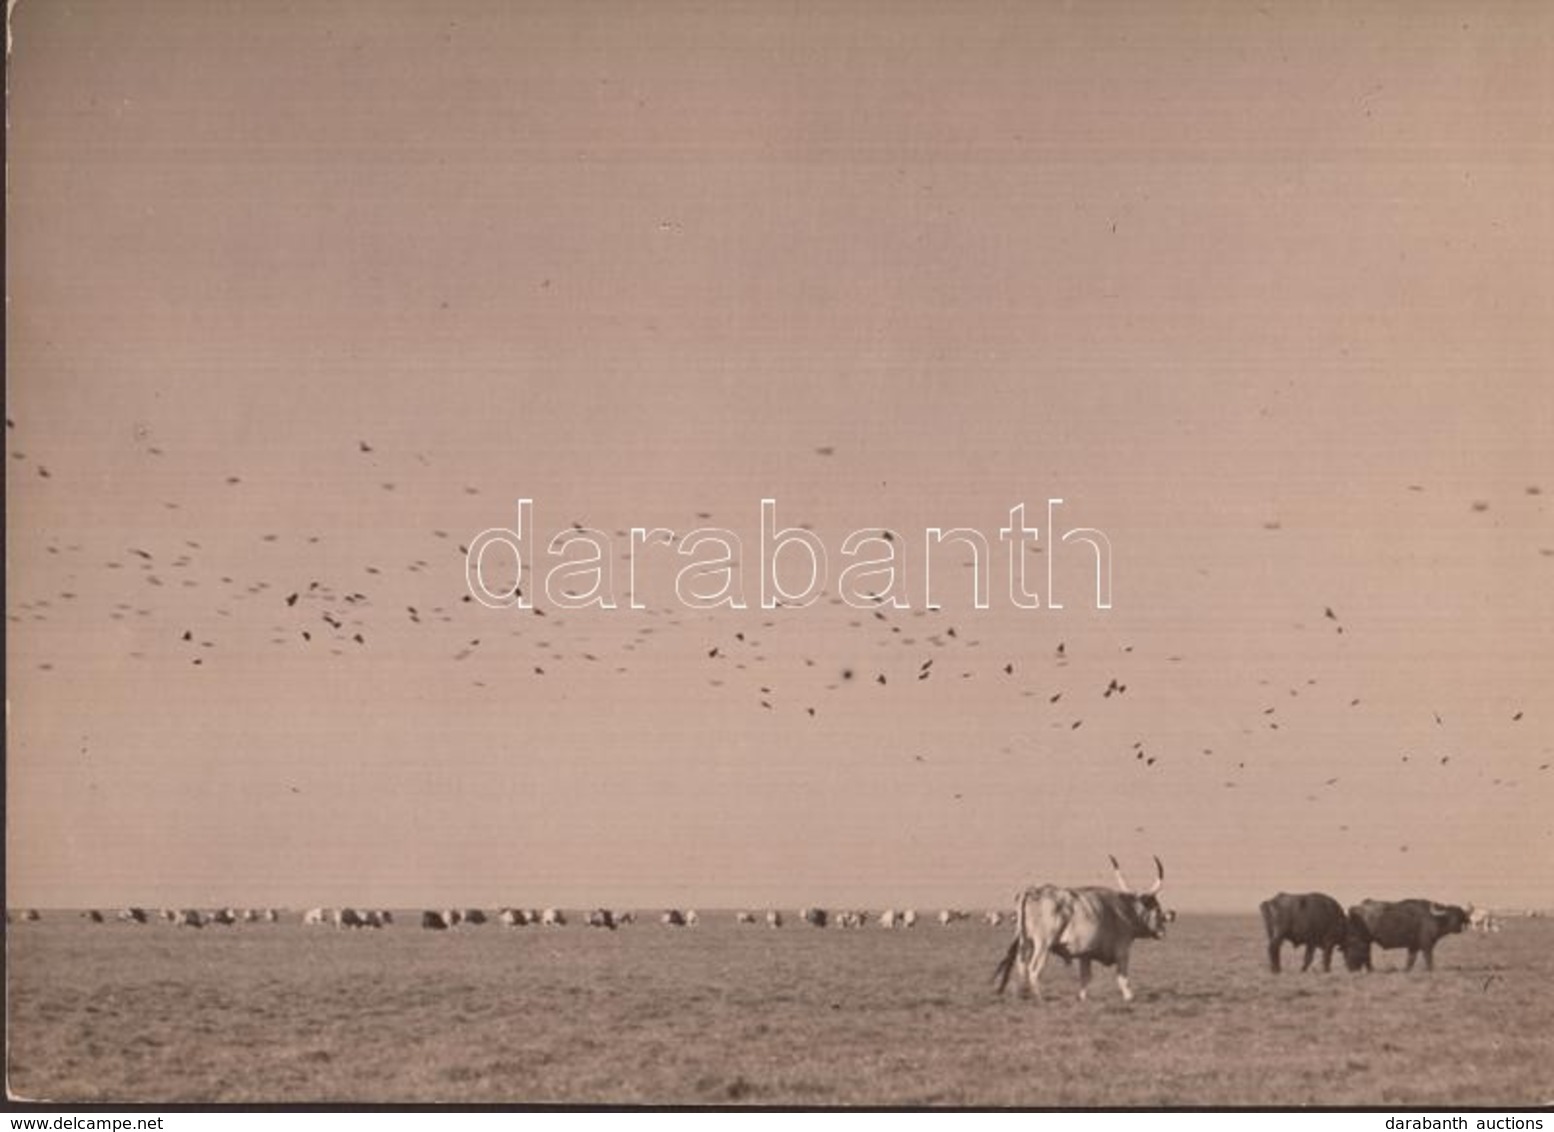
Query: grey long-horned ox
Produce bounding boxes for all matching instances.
[994,856,1169,1002]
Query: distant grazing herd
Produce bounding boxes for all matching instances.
[6,875,1525,1008]
[3,904,999,932]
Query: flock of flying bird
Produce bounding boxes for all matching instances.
[7,416,1549,841]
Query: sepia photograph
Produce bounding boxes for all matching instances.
[6,0,1552,1110]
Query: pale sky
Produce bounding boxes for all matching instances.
[7,0,1552,912]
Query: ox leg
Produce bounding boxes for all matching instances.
[1267,939,1282,974]
[1115,948,1136,1002]
[1025,941,1050,1001]
[1011,937,1035,997]
[1077,957,1093,1002]
[1320,946,1334,973]
[1301,944,1316,972]
[1421,946,1434,973]
[1405,949,1418,972]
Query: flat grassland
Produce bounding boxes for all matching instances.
[7,914,1551,1106]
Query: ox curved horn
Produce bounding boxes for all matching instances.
[1146,855,1165,896]
[1109,854,1132,893]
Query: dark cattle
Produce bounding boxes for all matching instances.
[462,909,487,925]
[421,910,450,931]
[1344,899,1468,972]
[994,856,1169,1002]
[1259,892,1348,973]
[803,907,828,928]
[83,910,106,924]
[587,909,618,930]
[661,909,686,927]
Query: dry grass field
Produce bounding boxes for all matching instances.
[7,913,1551,1106]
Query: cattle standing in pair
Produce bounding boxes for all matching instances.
[1343,899,1468,972]
[1259,892,1349,973]
[994,856,1169,1003]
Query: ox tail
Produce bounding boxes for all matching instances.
[993,888,1031,993]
